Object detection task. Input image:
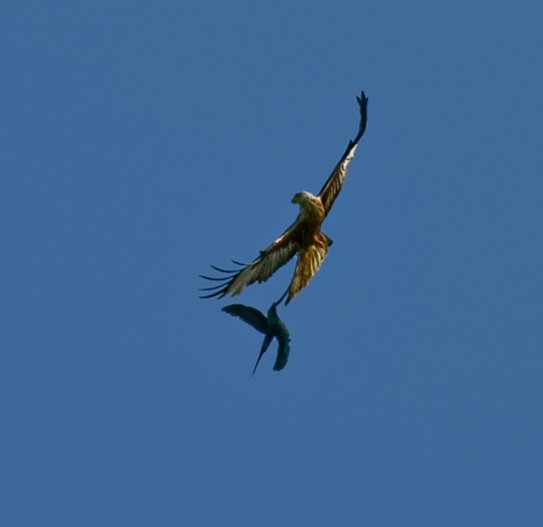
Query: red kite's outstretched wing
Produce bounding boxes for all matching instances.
[318,91,368,216]
[200,227,298,300]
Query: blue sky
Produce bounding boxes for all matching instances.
[2,1,542,525]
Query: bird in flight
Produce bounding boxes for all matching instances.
[201,91,368,304]
[222,302,291,374]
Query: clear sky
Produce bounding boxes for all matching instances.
[2,1,542,525]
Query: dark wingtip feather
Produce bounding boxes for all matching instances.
[199,289,226,299]
[199,274,232,282]
[210,264,240,274]
[356,90,368,105]
[199,283,229,291]
[199,264,239,299]
[231,260,248,266]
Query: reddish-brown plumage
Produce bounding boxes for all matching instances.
[200,92,368,304]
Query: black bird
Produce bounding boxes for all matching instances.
[222,302,291,374]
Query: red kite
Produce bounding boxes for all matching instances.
[201,92,368,304]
